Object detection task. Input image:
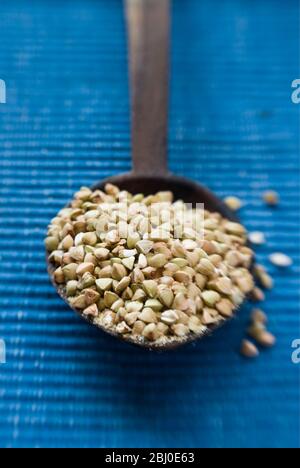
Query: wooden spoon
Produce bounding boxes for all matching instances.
[47,0,240,350]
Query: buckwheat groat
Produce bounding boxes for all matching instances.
[46,184,255,345]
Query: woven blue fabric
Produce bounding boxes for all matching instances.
[0,0,299,448]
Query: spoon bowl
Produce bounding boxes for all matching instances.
[47,172,239,351]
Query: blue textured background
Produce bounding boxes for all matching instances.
[0,0,299,448]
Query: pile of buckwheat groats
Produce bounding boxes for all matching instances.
[225,191,293,359]
[46,183,258,347]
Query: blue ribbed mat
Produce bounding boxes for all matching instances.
[0,0,299,448]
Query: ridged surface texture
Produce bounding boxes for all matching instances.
[0,0,299,448]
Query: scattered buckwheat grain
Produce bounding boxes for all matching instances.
[269,252,293,268]
[263,190,279,206]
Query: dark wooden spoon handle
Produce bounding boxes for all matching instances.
[125,0,170,176]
